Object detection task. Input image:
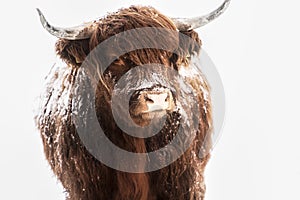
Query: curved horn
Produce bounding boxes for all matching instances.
[36,8,93,40]
[171,0,231,31]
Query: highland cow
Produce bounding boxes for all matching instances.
[36,1,229,200]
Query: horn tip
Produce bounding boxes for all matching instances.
[36,8,48,28]
[36,8,43,17]
[224,0,231,9]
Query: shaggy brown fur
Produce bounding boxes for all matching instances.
[36,5,212,200]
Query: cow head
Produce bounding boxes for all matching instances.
[37,1,229,127]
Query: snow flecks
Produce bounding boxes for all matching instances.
[178,56,208,88]
[176,102,189,127]
[178,64,199,78]
[38,62,75,122]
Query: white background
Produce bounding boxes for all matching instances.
[1,0,300,199]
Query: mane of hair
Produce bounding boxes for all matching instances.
[36,5,212,200]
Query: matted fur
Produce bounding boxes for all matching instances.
[36,6,212,200]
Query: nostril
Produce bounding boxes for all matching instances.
[165,95,169,102]
[145,96,154,103]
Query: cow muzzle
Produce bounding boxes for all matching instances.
[140,89,174,113]
[129,86,176,126]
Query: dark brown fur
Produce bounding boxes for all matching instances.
[36,6,212,200]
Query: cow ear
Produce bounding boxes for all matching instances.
[173,30,202,67]
[179,30,202,57]
[55,39,90,67]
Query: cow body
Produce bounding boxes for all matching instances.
[36,3,230,199]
